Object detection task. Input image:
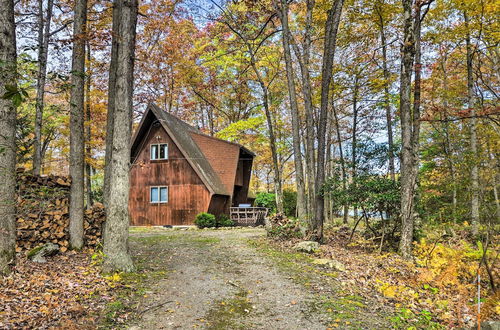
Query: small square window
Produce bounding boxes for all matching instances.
[150,143,168,160]
[150,186,168,203]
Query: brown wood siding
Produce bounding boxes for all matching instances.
[129,124,211,225]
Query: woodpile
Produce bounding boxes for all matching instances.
[16,169,105,252]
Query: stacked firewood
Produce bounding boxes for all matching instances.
[15,169,105,252]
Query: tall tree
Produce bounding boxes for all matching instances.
[313,0,344,241]
[104,0,121,207]
[291,0,316,217]
[85,40,93,210]
[212,2,286,213]
[464,9,479,236]
[33,0,54,175]
[275,0,307,218]
[398,0,416,258]
[68,0,88,249]
[398,0,432,258]
[0,0,17,275]
[103,0,138,272]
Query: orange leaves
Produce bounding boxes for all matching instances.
[0,253,111,329]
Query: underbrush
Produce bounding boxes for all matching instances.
[266,219,499,328]
[266,213,307,240]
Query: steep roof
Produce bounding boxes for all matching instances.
[130,104,229,196]
[190,132,241,195]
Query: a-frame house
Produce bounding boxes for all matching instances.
[129,104,254,226]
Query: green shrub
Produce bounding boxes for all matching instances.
[255,192,276,213]
[254,191,297,217]
[194,212,216,228]
[216,214,234,227]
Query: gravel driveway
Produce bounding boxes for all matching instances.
[126,227,390,329]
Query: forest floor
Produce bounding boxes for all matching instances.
[2,226,495,329]
[114,227,393,329]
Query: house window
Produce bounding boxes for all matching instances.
[150,143,168,160]
[150,186,168,203]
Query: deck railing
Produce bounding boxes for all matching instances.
[230,207,268,226]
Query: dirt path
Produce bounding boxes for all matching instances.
[126,228,390,329]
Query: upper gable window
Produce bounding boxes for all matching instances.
[150,143,168,160]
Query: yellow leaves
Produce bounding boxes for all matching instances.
[377,280,401,299]
[104,273,122,288]
[377,280,420,301]
[414,238,480,288]
[104,273,122,282]
[380,284,397,299]
[39,305,51,315]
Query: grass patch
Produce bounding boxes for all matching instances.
[247,238,390,328]
[129,234,179,245]
[247,238,319,286]
[306,295,365,328]
[129,226,161,233]
[189,236,221,245]
[205,289,253,329]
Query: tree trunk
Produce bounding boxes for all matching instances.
[398,0,416,259]
[464,10,479,236]
[410,2,422,230]
[292,0,315,218]
[85,40,93,210]
[485,138,500,223]
[104,0,122,207]
[303,0,316,218]
[313,0,344,241]
[257,77,284,213]
[247,45,284,213]
[33,0,54,175]
[377,4,396,181]
[332,103,348,224]
[276,0,307,218]
[103,0,138,273]
[351,77,359,222]
[440,57,458,221]
[0,0,17,276]
[69,0,88,250]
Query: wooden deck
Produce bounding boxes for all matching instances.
[230,207,268,226]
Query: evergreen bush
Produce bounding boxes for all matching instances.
[194,212,216,228]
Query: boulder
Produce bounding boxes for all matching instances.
[294,241,319,253]
[479,321,500,330]
[311,258,346,271]
[27,243,59,263]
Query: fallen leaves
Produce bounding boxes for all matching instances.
[0,251,111,329]
[267,225,499,328]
